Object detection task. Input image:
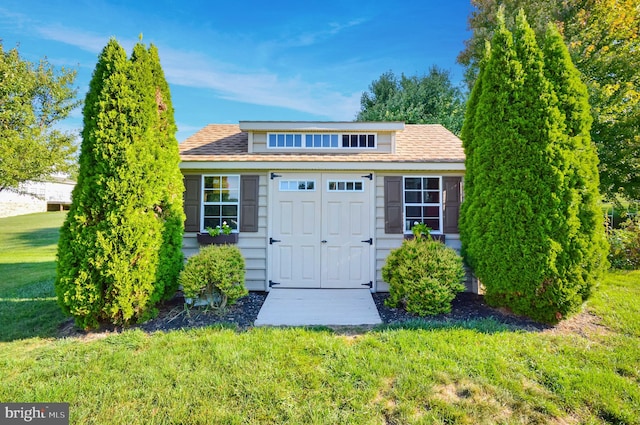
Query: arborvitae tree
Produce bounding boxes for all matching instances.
[461,10,601,323]
[147,44,185,302]
[542,24,609,299]
[56,39,133,328]
[462,10,524,290]
[459,43,488,267]
[56,39,183,329]
[460,0,640,201]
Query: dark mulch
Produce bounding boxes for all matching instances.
[137,292,267,333]
[372,292,548,332]
[62,291,546,337]
[59,288,610,340]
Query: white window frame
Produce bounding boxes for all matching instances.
[266,133,377,150]
[201,174,240,233]
[403,176,443,234]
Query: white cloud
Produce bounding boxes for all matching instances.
[22,20,362,120]
[36,24,109,53]
[281,18,366,48]
[162,50,360,120]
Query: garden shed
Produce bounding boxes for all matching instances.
[179,121,473,292]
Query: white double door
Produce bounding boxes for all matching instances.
[270,173,373,289]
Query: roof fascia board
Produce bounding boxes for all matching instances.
[239,121,405,132]
[180,161,464,171]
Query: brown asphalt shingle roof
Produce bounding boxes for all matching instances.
[179,124,465,163]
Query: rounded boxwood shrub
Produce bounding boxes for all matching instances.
[179,245,247,309]
[382,238,466,316]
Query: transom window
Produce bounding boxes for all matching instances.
[404,177,441,233]
[268,133,376,149]
[279,180,316,191]
[327,180,364,192]
[342,134,375,148]
[202,175,239,231]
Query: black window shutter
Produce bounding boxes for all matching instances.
[442,176,462,233]
[240,175,259,232]
[183,175,201,232]
[384,176,403,234]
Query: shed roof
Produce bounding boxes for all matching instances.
[179,123,465,164]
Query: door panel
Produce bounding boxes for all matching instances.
[271,174,321,288]
[321,175,372,288]
[270,173,372,289]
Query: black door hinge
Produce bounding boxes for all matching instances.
[361,238,373,245]
[269,237,281,244]
[269,280,281,287]
[361,281,373,288]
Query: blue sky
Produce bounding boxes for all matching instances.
[1,1,473,142]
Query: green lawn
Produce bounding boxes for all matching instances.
[0,212,68,341]
[1,212,639,424]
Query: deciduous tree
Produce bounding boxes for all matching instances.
[357,66,466,134]
[0,42,79,192]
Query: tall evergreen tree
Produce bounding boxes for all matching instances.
[462,10,524,285]
[459,0,640,201]
[56,39,134,328]
[459,43,488,267]
[542,24,609,299]
[147,44,185,302]
[56,39,183,329]
[461,10,601,323]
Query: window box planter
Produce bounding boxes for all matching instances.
[196,233,239,245]
[404,233,446,243]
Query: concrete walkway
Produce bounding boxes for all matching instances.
[254,288,382,326]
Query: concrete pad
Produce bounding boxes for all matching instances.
[255,288,382,326]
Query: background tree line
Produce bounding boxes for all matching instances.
[359,0,638,202]
[459,0,639,201]
[357,66,466,135]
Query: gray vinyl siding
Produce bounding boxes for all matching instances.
[181,172,269,291]
[183,170,465,293]
[375,174,403,292]
[374,172,464,292]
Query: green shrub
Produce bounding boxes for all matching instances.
[179,245,247,309]
[382,238,465,316]
[608,218,640,270]
[460,12,608,324]
[55,40,184,329]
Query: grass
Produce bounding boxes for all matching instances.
[1,212,639,424]
[0,212,67,341]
